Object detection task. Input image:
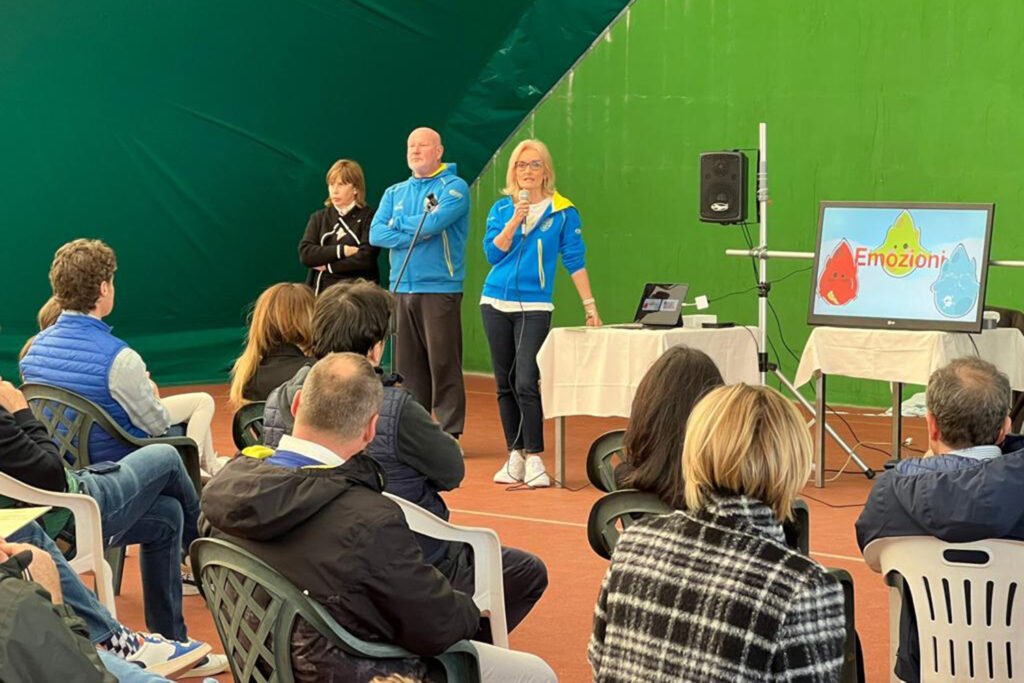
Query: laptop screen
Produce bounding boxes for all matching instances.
[633,283,689,327]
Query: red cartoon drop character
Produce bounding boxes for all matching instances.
[817,239,859,306]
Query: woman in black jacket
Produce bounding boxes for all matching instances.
[299,159,380,293]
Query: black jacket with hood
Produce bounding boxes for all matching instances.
[200,452,479,665]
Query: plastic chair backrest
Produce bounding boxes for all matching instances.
[864,536,1024,681]
[587,489,673,560]
[588,491,812,560]
[0,471,117,617]
[383,493,509,649]
[191,537,479,683]
[22,383,203,494]
[232,401,266,450]
[585,429,627,493]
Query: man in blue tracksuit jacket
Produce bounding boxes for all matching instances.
[370,127,469,436]
[856,357,1024,683]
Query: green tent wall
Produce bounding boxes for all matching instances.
[1,0,629,382]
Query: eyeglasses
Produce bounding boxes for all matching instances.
[515,160,544,170]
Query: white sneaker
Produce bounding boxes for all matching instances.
[127,633,210,678]
[174,652,230,679]
[493,450,525,484]
[524,455,551,488]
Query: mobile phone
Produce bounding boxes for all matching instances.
[85,461,122,474]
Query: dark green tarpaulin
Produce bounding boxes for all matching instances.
[1,0,628,383]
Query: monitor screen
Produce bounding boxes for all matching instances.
[634,283,688,327]
[808,202,994,333]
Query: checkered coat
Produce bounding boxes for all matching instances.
[589,494,846,682]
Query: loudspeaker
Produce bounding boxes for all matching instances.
[699,151,748,224]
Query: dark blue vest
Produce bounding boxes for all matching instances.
[21,313,148,463]
[367,385,450,563]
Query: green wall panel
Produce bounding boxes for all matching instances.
[465,0,1024,407]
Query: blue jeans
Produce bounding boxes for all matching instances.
[8,520,121,644]
[480,305,552,453]
[74,443,201,641]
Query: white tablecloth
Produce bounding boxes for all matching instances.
[537,326,761,419]
[794,327,1024,390]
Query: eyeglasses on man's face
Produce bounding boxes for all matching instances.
[515,160,544,170]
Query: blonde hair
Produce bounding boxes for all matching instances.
[682,384,811,520]
[502,138,556,197]
[324,159,367,208]
[229,283,315,407]
[19,296,62,361]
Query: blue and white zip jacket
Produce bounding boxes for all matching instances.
[369,163,469,293]
[481,192,586,303]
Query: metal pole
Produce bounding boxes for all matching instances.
[757,123,768,385]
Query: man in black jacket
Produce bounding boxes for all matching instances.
[203,353,555,682]
[262,280,548,634]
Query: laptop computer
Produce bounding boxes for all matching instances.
[610,283,689,329]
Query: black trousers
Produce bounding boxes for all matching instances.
[435,543,548,641]
[395,293,466,435]
[480,304,552,454]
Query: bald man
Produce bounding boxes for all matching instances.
[370,127,469,437]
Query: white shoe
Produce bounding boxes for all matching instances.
[524,455,551,488]
[494,450,525,484]
[127,633,210,678]
[174,652,229,679]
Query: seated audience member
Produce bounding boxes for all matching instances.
[2,523,214,679]
[18,295,61,360]
[615,346,725,497]
[20,239,223,475]
[0,539,204,682]
[202,354,556,682]
[0,380,226,677]
[590,383,846,682]
[263,281,547,632]
[228,282,315,405]
[856,357,1024,682]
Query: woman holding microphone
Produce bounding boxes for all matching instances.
[482,139,601,488]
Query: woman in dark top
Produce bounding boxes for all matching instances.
[615,346,725,503]
[299,159,379,293]
[229,283,315,405]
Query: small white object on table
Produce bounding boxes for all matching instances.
[537,325,761,484]
[793,326,1024,486]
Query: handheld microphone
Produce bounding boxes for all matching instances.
[424,192,439,213]
[518,189,529,235]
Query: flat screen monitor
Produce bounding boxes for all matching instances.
[808,201,994,333]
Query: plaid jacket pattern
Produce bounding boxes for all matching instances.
[589,494,845,682]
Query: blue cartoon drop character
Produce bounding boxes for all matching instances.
[931,243,980,318]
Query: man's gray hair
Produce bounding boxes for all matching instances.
[297,353,383,440]
[926,357,1011,449]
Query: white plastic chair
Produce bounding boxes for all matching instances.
[864,536,1024,682]
[0,471,117,617]
[383,493,509,648]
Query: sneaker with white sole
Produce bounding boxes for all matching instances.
[493,450,525,484]
[127,633,211,678]
[523,454,551,488]
[174,652,230,679]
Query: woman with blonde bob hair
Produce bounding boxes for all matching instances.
[299,159,380,294]
[590,384,846,682]
[229,283,315,406]
[482,139,601,488]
